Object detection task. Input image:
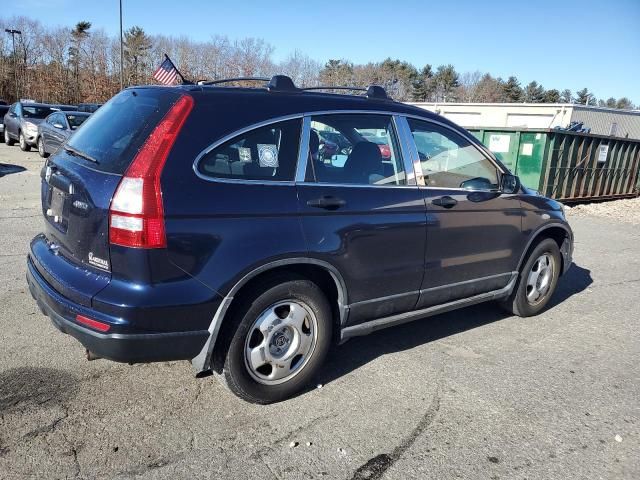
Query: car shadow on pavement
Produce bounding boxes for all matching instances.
[0,163,27,178]
[318,262,592,387]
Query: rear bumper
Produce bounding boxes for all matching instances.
[26,257,209,363]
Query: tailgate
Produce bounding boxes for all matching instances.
[41,153,120,274]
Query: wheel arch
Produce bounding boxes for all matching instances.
[190,258,349,375]
[517,223,572,275]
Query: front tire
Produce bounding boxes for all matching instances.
[4,129,15,146]
[501,238,561,317]
[19,131,31,151]
[219,276,332,404]
[37,137,49,158]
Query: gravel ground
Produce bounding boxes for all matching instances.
[1,143,639,479]
[565,196,640,225]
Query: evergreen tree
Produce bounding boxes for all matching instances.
[69,21,91,103]
[575,88,594,105]
[615,97,633,110]
[124,26,152,86]
[433,64,459,102]
[411,65,434,101]
[560,89,573,103]
[524,81,545,103]
[502,76,523,102]
[605,97,617,108]
[543,89,560,103]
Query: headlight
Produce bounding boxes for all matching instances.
[24,122,38,134]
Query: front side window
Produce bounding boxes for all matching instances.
[408,119,498,190]
[307,114,406,186]
[52,113,65,127]
[198,119,301,182]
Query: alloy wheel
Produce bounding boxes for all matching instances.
[526,253,555,305]
[244,300,318,385]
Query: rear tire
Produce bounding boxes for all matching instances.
[38,137,49,158]
[218,275,332,404]
[19,131,31,151]
[4,129,15,146]
[500,238,561,317]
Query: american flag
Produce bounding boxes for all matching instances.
[153,56,179,85]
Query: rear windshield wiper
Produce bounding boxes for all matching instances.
[64,145,99,164]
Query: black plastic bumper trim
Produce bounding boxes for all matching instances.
[26,257,209,363]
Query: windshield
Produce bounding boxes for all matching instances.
[22,105,55,119]
[67,114,90,129]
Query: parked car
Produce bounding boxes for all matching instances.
[36,111,91,158]
[51,104,78,112]
[76,103,102,113]
[3,102,56,151]
[26,75,573,404]
[0,105,9,142]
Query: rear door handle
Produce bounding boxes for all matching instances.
[432,196,457,208]
[307,196,346,210]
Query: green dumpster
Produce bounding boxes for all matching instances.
[470,128,640,202]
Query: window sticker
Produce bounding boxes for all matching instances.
[488,134,510,153]
[258,144,279,167]
[238,147,251,162]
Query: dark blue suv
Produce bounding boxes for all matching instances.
[26,76,573,403]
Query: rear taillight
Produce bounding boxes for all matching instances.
[109,95,193,248]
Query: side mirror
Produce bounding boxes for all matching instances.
[501,173,521,194]
[53,123,64,129]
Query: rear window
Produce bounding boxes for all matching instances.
[66,88,179,174]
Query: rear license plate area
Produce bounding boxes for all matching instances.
[46,187,69,232]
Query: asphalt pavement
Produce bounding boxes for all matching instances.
[0,143,638,479]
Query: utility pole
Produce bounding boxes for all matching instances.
[119,0,124,90]
[4,29,22,101]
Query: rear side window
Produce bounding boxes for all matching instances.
[197,119,301,182]
[66,89,180,174]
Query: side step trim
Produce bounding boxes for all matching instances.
[340,273,518,341]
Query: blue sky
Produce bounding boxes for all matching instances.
[5,0,640,102]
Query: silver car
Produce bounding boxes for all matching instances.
[3,102,56,151]
[36,111,91,158]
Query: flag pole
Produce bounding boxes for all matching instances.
[165,54,191,85]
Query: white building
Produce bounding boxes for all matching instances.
[407,102,640,140]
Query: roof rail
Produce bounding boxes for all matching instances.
[196,74,389,100]
[197,77,270,86]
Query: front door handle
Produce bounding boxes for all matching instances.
[432,196,457,209]
[307,196,346,210]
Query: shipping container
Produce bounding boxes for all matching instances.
[470,128,640,202]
